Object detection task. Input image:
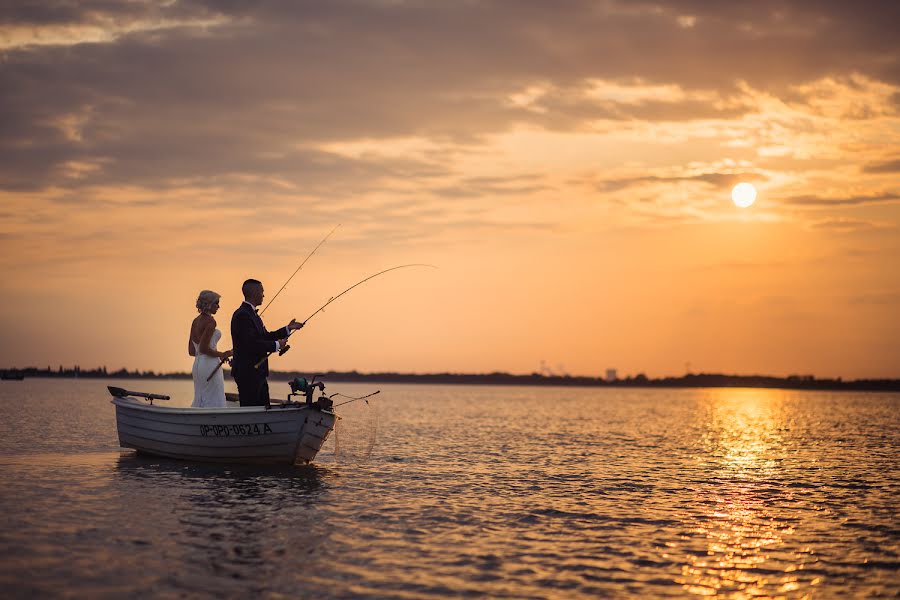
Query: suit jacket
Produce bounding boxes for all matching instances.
[230,303,289,379]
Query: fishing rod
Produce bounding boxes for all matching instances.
[259,224,340,317]
[206,225,340,382]
[254,263,436,369]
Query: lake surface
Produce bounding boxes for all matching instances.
[0,379,898,598]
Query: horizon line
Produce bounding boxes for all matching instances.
[3,365,899,383]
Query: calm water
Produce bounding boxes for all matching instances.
[0,379,898,598]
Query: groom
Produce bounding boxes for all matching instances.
[231,278,303,407]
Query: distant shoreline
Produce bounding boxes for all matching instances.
[3,366,900,392]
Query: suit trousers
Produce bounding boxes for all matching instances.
[236,375,270,407]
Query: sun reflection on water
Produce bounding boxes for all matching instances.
[705,389,784,476]
[678,389,817,598]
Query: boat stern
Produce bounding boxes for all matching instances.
[295,408,337,464]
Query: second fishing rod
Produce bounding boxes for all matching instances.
[253,263,436,369]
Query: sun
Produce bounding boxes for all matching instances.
[731,182,757,208]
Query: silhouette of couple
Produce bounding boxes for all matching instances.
[188,279,303,408]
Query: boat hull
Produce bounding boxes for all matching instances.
[112,397,335,464]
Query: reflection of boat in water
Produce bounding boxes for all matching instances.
[1,370,25,380]
[108,378,336,465]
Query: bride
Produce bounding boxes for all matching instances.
[188,290,233,408]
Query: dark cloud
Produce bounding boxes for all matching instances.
[431,174,547,199]
[784,193,900,207]
[626,1,900,76]
[0,0,219,26]
[591,171,763,193]
[522,91,754,130]
[1,0,898,193]
[806,218,881,232]
[863,159,900,174]
[849,292,900,306]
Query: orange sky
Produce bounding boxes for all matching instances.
[1,1,899,378]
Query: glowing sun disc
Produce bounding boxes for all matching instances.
[732,182,757,208]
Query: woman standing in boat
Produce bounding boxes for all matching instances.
[189,290,233,408]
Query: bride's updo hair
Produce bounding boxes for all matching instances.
[196,290,221,314]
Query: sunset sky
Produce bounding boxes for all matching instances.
[2,1,899,379]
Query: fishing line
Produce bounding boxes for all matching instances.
[332,390,381,407]
[259,223,340,317]
[254,263,437,368]
[301,263,436,325]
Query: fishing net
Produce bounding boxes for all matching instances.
[331,394,378,463]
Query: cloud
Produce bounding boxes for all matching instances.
[591,170,763,193]
[806,217,885,232]
[509,82,756,129]
[863,159,900,174]
[784,193,900,207]
[0,1,216,27]
[1,0,899,198]
[0,1,229,50]
[431,174,547,199]
[849,292,900,306]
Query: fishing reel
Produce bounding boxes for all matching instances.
[277,322,304,357]
[287,375,333,410]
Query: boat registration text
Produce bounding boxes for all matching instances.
[200,423,274,437]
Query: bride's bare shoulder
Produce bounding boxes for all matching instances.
[190,314,214,334]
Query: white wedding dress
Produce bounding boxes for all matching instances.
[191,329,226,408]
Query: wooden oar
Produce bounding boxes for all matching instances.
[107,386,171,405]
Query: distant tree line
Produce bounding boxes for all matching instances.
[1,365,191,380]
[4,365,898,391]
[273,370,899,391]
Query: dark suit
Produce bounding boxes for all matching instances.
[230,302,289,406]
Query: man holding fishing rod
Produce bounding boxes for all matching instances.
[231,278,304,407]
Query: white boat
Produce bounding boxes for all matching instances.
[108,381,337,465]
